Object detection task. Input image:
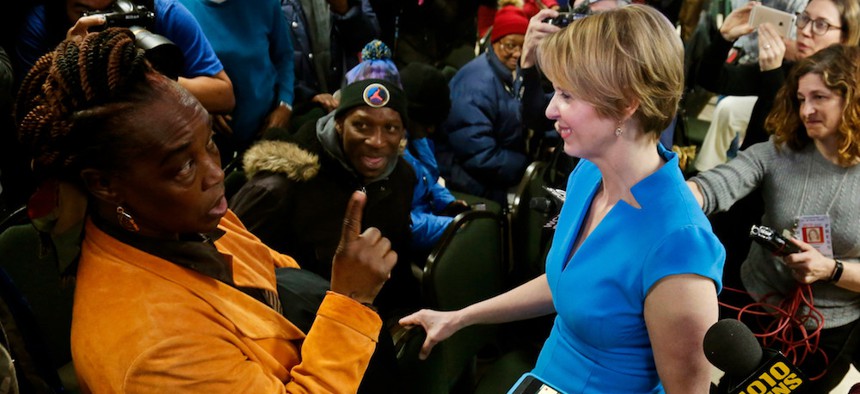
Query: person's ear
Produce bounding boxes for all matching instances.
[80,169,120,205]
[621,99,639,121]
[335,119,344,136]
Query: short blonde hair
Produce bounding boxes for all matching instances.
[537,5,684,136]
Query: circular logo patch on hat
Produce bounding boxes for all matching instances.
[362,83,390,108]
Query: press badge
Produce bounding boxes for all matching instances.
[793,215,833,258]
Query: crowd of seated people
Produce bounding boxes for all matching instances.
[2,0,860,392]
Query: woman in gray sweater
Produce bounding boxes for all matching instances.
[688,44,860,392]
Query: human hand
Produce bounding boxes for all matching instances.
[312,93,339,112]
[331,191,397,305]
[212,114,233,137]
[398,309,465,360]
[782,237,836,284]
[66,15,106,41]
[439,200,470,217]
[264,104,292,132]
[757,23,786,72]
[521,8,561,69]
[720,2,758,42]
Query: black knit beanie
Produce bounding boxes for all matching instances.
[334,79,408,124]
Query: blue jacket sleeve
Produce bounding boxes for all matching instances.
[156,0,223,77]
[429,182,456,213]
[269,0,295,106]
[410,211,452,252]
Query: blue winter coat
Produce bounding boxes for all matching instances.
[436,48,527,205]
[403,137,456,252]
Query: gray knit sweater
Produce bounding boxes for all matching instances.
[691,140,860,328]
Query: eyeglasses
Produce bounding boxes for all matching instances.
[499,42,523,54]
[795,12,842,36]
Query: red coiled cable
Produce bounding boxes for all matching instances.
[720,284,828,380]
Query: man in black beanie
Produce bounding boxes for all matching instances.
[230,78,418,318]
[231,78,415,393]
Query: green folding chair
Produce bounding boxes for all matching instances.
[396,210,507,393]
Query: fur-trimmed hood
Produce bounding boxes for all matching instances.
[242,140,320,181]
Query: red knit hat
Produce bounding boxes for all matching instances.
[491,6,529,43]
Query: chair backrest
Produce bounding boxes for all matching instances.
[424,210,506,311]
[0,206,76,393]
[397,210,506,393]
[509,161,552,282]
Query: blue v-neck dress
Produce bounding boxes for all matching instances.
[532,145,725,393]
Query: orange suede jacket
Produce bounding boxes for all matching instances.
[71,210,381,393]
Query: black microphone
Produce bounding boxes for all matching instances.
[704,319,807,394]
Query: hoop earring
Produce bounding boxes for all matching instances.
[116,206,140,232]
[615,125,623,137]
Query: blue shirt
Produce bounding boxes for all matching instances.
[15,0,223,82]
[533,146,725,393]
[180,0,294,142]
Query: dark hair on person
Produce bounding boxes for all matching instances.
[15,28,162,186]
[766,44,860,166]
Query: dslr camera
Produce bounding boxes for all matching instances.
[83,0,183,80]
[749,225,801,256]
[83,0,156,30]
[543,12,588,27]
[543,0,600,27]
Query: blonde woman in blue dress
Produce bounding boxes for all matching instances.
[400,5,725,393]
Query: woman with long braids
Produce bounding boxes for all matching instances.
[16,28,396,392]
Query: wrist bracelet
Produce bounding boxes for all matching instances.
[829,259,844,283]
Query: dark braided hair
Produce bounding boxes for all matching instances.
[15,28,157,185]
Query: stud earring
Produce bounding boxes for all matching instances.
[116,206,140,232]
